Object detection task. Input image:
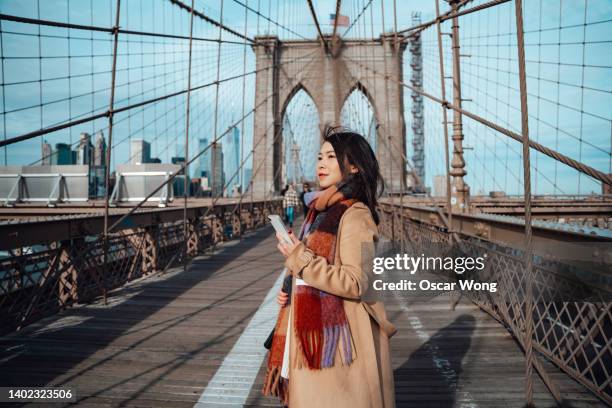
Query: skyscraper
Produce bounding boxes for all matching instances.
[211,142,225,198]
[198,138,211,177]
[225,126,240,184]
[130,139,151,164]
[77,132,94,165]
[91,132,107,199]
[93,131,106,166]
[53,143,74,165]
[41,141,52,165]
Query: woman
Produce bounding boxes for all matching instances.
[262,127,397,407]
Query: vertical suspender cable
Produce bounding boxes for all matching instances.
[37,0,43,159]
[126,4,131,162]
[276,0,280,37]
[0,18,5,165]
[68,0,73,148]
[513,0,535,404]
[211,0,225,251]
[368,0,381,233]
[391,0,404,253]
[262,14,269,217]
[577,1,588,194]
[239,0,249,239]
[102,0,122,305]
[183,0,195,272]
[250,0,260,212]
[267,0,271,34]
[90,0,95,139]
[379,0,395,243]
[140,0,145,166]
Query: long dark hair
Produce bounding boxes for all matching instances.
[322,126,385,225]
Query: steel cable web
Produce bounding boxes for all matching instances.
[453,0,611,196]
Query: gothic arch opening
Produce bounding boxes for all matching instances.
[340,83,378,151]
[282,85,320,184]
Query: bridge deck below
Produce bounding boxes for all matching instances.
[0,220,604,407]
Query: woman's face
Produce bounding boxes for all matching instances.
[317,141,357,189]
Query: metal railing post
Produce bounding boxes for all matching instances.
[449,0,468,212]
[514,0,536,404]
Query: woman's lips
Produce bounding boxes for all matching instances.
[318,173,327,178]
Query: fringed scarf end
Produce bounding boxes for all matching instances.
[262,365,289,405]
[339,323,355,366]
[298,329,323,369]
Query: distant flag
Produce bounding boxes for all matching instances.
[329,13,349,27]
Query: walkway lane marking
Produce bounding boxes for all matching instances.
[394,291,479,408]
[194,269,285,407]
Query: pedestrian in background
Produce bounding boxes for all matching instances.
[280,184,289,222]
[282,183,299,228]
[299,182,311,218]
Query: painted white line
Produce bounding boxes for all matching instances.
[194,268,285,407]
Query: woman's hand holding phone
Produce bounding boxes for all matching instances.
[277,290,288,307]
[276,230,301,258]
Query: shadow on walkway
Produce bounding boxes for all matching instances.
[394,314,475,408]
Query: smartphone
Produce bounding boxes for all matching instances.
[268,214,292,245]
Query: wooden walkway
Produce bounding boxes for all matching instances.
[0,220,605,407]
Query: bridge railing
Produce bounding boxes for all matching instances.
[378,202,612,405]
[0,199,282,336]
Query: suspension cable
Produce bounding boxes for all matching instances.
[331,0,342,39]
[306,0,329,53]
[168,0,254,43]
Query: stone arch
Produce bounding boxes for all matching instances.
[339,81,379,148]
[280,82,321,124]
[340,80,379,126]
[280,84,320,184]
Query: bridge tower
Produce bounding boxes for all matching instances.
[409,12,425,193]
[251,35,407,197]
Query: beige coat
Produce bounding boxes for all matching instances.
[283,201,397,408]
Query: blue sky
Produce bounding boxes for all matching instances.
[0,0,610,195]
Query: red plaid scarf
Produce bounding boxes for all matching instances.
[263,182,357,405]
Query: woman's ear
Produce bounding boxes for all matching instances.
[349,164,359,174]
